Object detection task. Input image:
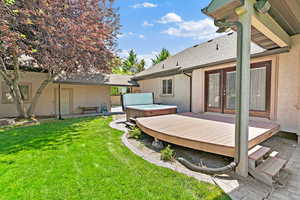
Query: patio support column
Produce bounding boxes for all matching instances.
[234,0,254,177]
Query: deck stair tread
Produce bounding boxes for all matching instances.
[125,121,136,128]
[248,145,271,161]
[256,157,287,177]
[129,117,137,122]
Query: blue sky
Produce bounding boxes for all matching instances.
[114,0,223,67]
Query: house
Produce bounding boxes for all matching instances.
[133,23,299,139]
[0,72,138,118]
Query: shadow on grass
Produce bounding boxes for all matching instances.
[0,117,95,155]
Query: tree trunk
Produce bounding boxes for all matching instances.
[12,82,28,118]
[27,78,51,118]
[0,55,28,118]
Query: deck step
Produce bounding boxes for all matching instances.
[256,157,287,177]
[248,145,271,170]
[125,121,136,128]
[249,157,287,186]
[248,145,271,161]
[129,117,137,123]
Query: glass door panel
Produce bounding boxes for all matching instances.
[225,71,236,111]
[250,67,266,111]
[206,71,222,112]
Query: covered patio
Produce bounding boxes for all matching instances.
[196,0,300,177]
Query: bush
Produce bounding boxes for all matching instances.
[160,145,175,161]
[128,127,142,139]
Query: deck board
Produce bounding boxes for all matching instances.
[136,113,280,157]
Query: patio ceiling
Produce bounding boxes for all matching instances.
[269,0,300,36]
[203,0,300,50]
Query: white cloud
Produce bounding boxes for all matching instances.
[157,13,182,24]
[162,18,219,40]
[119,32,146,40]
[131,2,157,8]
[142,21,154,27]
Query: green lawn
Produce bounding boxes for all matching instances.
[0,117,230,200]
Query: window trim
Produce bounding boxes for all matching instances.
[161,78,174,96]
[205,61,272,118]
[1,82,32,104]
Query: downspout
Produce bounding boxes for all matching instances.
[178,20,243,175]
[183,72,192,112]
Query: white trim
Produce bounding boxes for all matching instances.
[161,78,174,96]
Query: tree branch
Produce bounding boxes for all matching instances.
[0,57,11,83]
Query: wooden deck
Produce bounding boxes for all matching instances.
[136,113,280,157]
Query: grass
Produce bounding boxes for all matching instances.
[0,117,230,200]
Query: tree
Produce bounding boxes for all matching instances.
[113,49,145,75]
[136,59,145,73]
[152,48,170,65]
[0,0,120,118]
[123,50,138,74]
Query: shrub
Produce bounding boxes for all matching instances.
[128,127,142,139]
[160,145,175,161]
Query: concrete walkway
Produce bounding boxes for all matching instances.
[110,116,300,200]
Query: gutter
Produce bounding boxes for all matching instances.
[53,80,139,87]
[133,67,181,81]
[182,46,290,73]
[133,47,289,81]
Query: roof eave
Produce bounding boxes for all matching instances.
[183,47,290,73]
[133,47,289,80]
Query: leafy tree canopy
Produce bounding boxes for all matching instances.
[112,49,145,75]
[152,48,170,65]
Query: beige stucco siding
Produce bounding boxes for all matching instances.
[138,74,190,112]
[0,72,111,118]
[191,34,300,134]
[276,35,300,133]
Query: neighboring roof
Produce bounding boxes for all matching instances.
[134,32,289,80]
[54,73,139,87]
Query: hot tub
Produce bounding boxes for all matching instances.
[122,93,177,121]
[126,104,177,120]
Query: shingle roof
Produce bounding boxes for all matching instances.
[54,73,138,87]
[134,32,266,79]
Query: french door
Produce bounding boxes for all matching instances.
[205,61,271,118]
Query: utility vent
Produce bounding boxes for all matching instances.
[216,44,219,51]
[207,39,213,43]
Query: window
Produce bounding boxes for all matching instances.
[2,82,31,104]
[162,79,173,95]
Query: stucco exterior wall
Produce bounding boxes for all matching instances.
[138,74,190,112]
[276,35,300,133]
[192,55,278,118]
[191,34,300,134]
[0,72,111,118]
